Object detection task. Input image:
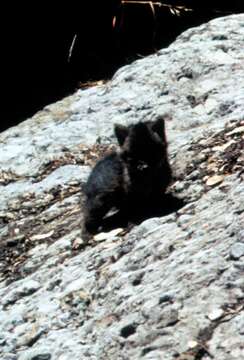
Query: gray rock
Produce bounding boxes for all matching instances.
[230,242,244,260]
[2,355,17,360]
[18,349,51,360]
[2,280,41,306]
[0,13,244,360]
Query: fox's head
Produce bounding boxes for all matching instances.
[114,117,168,172]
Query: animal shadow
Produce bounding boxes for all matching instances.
[97,193,185,233]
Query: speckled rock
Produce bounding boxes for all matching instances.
[0,14,244,360]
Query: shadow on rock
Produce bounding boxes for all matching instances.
[99,194,186,233]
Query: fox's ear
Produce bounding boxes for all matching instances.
[151,117,166,142]
[114,124,129,146]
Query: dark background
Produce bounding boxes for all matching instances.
[1,1,243,132]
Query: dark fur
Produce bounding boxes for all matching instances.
[83,117,172,235]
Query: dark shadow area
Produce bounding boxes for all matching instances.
[99,193,185,233]
[1,1,121,132]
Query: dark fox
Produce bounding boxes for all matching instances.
[83,117,172,235]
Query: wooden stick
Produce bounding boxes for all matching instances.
[121,1,193,12]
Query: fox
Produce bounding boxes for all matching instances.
[82,117,172,236]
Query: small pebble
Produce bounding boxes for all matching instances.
[206,175,224,186]
[208,308,224,321]
[94,228,124,241]
[188,340,198,349]
[230,242,244,260]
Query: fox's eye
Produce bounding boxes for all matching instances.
[137,161,149,171]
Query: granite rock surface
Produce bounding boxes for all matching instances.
[0,14,244,360]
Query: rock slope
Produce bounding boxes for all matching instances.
[0,14,244,360]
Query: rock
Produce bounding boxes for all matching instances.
[205,174,224,186]
[230,242,244,260]
[226,126,244,136]
[0,13,244,360]
[208,308,224,321]
[187,340,198,349]
[2,355,17,360]
[18,349,51,360]
[2,280,41,306]
[93,228,124,242]
[30,231,54,241]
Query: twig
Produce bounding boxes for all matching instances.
[68,34,77,63]
[121,1,193,12]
